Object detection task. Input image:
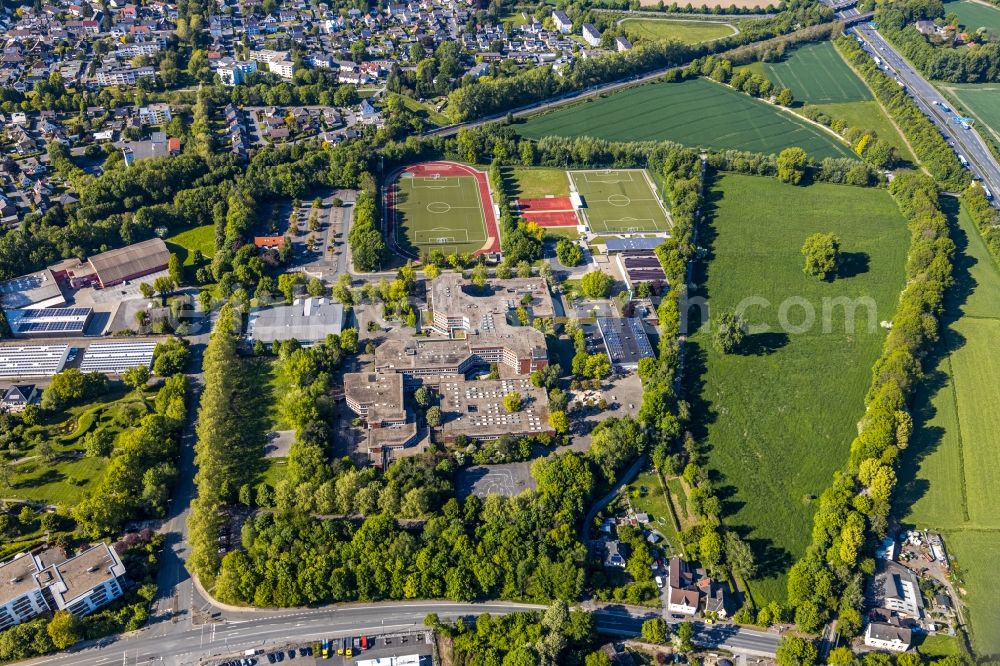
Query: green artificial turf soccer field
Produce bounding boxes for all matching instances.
[392,174,489,257]
[569,169,670,233]
[686,173,908,604]
[757,41,872,104]
[518,78,854,160]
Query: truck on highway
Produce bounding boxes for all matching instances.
[984,186,993,200]
[958,154,969,167]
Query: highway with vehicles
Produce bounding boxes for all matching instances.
[852,22,1000,201]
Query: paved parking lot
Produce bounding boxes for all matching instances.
[456,462,536,499]
[208,631,431,666]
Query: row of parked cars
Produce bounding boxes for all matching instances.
[319,636,373,658]
[217,645,313,666]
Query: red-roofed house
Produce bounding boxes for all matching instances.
[254,237,285,248]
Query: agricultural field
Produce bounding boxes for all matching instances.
[518,78,854,159]
[941,84,1000,144]
[687,173,909,603]
[388,166,491,257]
[619,18,738,45]
[897,203,1000,658]
[947,0,1000,35]
[570,169,671,233]
[757,41,872,104]
[506,167,571,199]
[166,224,216,266]
[6,386,155,506]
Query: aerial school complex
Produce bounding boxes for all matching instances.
[385,163,672,262]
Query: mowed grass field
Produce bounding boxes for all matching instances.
[688,173,909,603]
[619,18,738,45]
[167,224,216,265]
[943,84,1000,144]
[896,202,1000,658]
[757,41,872,104]
[518,78,854,159]
[392,174,488,257]
[948,0,1000,34]
[570,169,670,233]
[507,167,571,199]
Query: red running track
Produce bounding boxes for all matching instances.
[517,197,574,212]
[386,161,501,257]
[522,211,581,227]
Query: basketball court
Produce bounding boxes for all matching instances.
[568,169,671,234]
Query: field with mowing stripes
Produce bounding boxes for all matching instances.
[687,174,908,604]
[897,202,1000,659]
[942,84,1000,144]
[570,169,670,233]
[757,41,872,104]
[619,18,738,45]
[391,173,488,257]
[518,78,853,159]
[948,0,1000,34]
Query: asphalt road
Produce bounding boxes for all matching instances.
[853,23,1000,200]
[23,602,780,666]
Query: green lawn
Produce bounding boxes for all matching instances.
[627,467,680,549]
[506,167,571,199]
[895,201,1000,659]
[166,224,216,266]
[619,18,738,45]
[941,84,1000,144]
[916,634,962,659]
[758,41,872,104]
[947,0,1000,35]
[8,387,154,507]
[392,94,451,127]
[518,78,854,160]
[814,100,917,163]
[687,173,909,604]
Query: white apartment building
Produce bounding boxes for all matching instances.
[0,544,126,630]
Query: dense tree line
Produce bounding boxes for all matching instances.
[72,375,188,536]
[836,37,970,190]
[876,0,1000,83]
[432,603,603,666]
[960,184,1000,264]
[188,304,263,584]
[786,172,954,636]
[706,149,878,186]
[347,188,386,271]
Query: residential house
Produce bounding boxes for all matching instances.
[582,23,601,47]
[1,385,38,412]
[865,613,912,652]
[552,10,571,34]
